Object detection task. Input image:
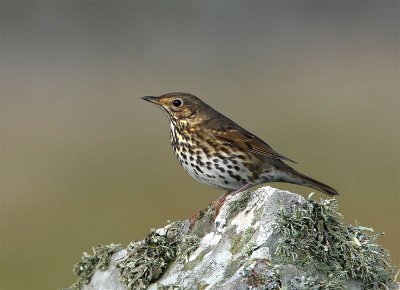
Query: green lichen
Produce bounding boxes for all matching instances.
[243,227,256,256]
[69,243,122,290]
[230,226,256,256]
[289,275,321,289]
[242,259,281,289]
[230,234,243,255]
[243,260,345,290]
[157,284,182,290]
[176,234,200,263]
[183,248,210,271]
[203,206,215,220]
[116,221,188,290]
[222,258,242,281]
[228,190,252,219]
[251,207,263,226]
[243,241,256,257]
[288,274,344,290]
[197,281,209,290]
[275,198,397,289]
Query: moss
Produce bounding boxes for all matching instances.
[275,198,397,289]
[69,243,122,290]
[117,222,186,290]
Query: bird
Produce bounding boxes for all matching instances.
[142,92,338,212]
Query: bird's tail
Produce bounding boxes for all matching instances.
[285,167,339,196]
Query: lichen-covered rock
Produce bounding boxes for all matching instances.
[77,249,127,290]
[68,186,398,290]
[147,187,304,290]
[68,244,124,290]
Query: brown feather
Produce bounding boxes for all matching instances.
[204,116,296,163]
[287,167,339,196]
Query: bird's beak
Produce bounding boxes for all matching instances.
[141,96,161,105]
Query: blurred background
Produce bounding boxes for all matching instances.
[1,1,398,289]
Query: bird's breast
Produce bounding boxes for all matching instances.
[168,123,259,190]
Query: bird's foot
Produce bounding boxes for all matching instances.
[191,183,255,227]
[211,182,254,219]
[211,192,230,219]
[189,209,204,229]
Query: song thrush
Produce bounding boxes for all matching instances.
[142,92,338,208]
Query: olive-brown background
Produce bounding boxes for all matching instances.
[1,1,398,289]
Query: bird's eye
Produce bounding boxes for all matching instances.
[172,99,182,107]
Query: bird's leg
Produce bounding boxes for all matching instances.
[189,209,204,229]
[211,182,254,218]
[190,191,231,229]
[190,182,254,228]
[210,192,230,218]
[229,182,254,195]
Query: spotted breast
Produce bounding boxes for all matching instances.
[169,118,258,191]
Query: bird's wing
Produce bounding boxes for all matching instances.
[204,116,296,163]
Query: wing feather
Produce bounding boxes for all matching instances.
[204,116,296,163]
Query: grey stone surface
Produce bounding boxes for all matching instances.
[148,186,304,290]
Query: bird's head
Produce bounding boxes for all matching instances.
[142,92,208,123]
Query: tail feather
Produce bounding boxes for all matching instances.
[287,168,339,196]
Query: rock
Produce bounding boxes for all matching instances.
[147,187,303,290]
[68,186,398,290]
